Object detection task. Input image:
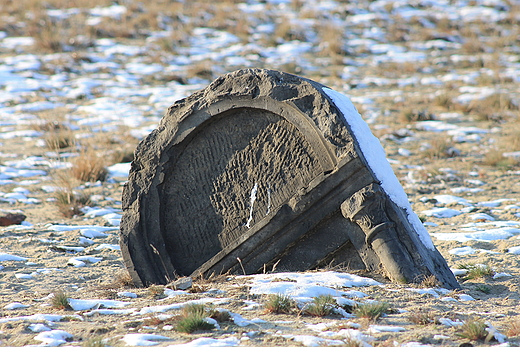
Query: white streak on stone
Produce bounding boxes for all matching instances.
[266,183,272,216]
[246,182,258,228]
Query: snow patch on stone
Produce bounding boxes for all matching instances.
[323,87,434,250]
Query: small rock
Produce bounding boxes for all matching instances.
[0,213,26,226]
[168,277,193,290]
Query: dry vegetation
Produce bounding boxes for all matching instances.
[1,0,520,346]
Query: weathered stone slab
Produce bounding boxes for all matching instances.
[120,69,460,289]
[0,211,26,226]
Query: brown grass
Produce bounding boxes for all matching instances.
[147,285,165,298]
[457,318,488,341]
[0,0,190,51]
[408,310,437,325]
[433,93,456,110]
[101,271,135,289]
[33,118,69,132]
[28,14,92,52]
[353,302,390,322]
[70,149,108,182]
[264,294,296,314]
[505,123,520,150]
[44,130,75,150]
[193,270,231,286]
[51,290,72,310]
[54,189,91,218]
[92,131,138,164]
[420,138,453,160]
[466,93,520,121]
[52,172,91,218]
[274,20,307,44]
[398,109,434,123]
[481,123,520,169]
[418,275,441,288]
[375,62,424,77]
[482,149,517,169]
[506,318,520,337]
[185,62,215,81]
[32,116,76,151]
[461,37,488,54]
[316,23,345,58]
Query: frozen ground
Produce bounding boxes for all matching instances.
[1,0,520,346]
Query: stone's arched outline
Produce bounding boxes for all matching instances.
[158,107,327,275]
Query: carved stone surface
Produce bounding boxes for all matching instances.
[342,184,429,284]
[120,68,460,289]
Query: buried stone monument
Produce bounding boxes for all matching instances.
[120,69,460,289]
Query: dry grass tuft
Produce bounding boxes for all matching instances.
[33,119,69,132]
[51,290,72,310]
[273,20,307,44]
[185,62,215,81]
[52,172,91,218]
[33,113,76,150]
[304,294,336,317]
[505,318,520,337]
[408,310,437,325]
[44,130,75,150]
[264,293,296,314]
[147,285,165,298]
[399,109,434,123]
[466,93,519,121]
[458,263,494,280]
[193,270,231,286]
[176,304,215,333]
[115,272,135,288]
[481,122,520,169]
[461,37,488,54]
[102,271,135,289]
[353,301,390,321]
[420,138,458,160]
[502,123,520,150]
[457,318,488,341]
[143,316,167,327]
[418,275,441,288]
[433,93,456,110]
[316,23,345,59]
[54,189,91,218]
[482,149,517,170]
[70,149,108,182]
[27,14,90,52]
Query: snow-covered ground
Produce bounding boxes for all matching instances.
[1,0,520,346]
